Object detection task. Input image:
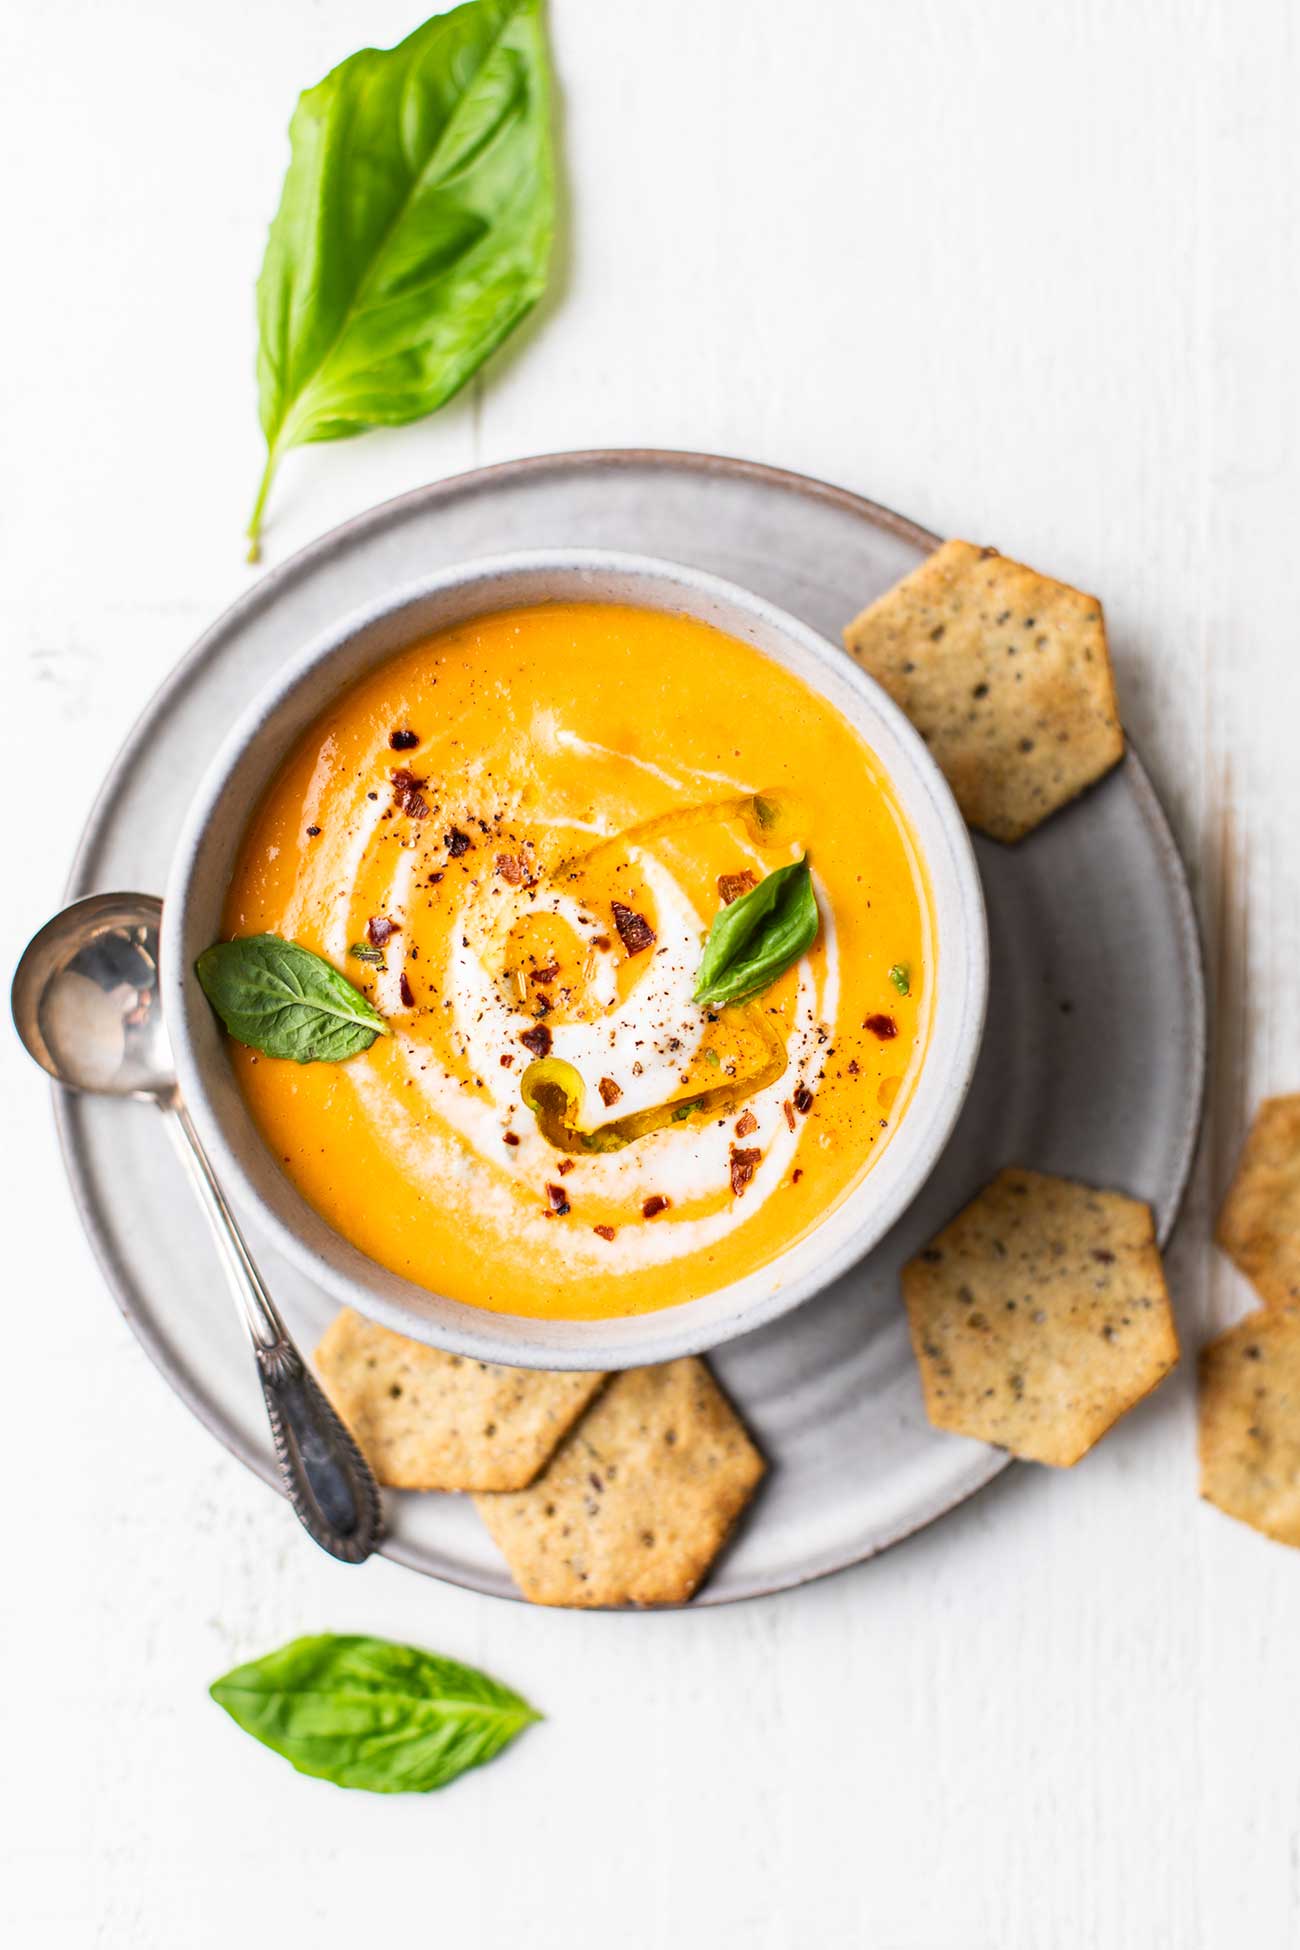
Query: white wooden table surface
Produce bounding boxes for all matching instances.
[5,2,1299,1943]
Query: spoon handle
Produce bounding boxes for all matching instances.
[164,1101,383,1564]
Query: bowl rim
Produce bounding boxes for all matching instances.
[162,546,988,1368]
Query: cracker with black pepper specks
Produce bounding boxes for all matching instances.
[1216,1095,1300,1308]
[1199,1306,1300,1545]
[314,1309,606,1492]
[475,1358,765,1606]
[844,539,1124,842]
[902,1168,1178,1466]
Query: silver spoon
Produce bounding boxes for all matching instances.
[12,892,383,1564]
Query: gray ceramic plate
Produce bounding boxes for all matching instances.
[57,451,1206,1605]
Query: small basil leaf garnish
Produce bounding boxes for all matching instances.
[247,0,555,558]
[693,857,820,1009]
[196,934,390,1063]
[210,1634,540,1794]
[889,963,911,995]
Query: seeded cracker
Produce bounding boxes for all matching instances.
[1199,1307,1300,1545]
[902,1168,1178,1466]
[1216,1094,1300,1308]
[314,1309,606,1492]
[475,1359,765,1606]
[844,539,1124,842]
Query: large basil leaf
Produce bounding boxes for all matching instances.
[196,934,390,1062]
[210,1635,540,1793]
[248,0,555,556]
[693,857,820,1008]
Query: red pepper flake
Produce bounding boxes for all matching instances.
[847,1059,861,1076]
[533,994,551,1019]
[557,1157,575,1176]
[529,962,560,985]
[642,1194,671,1219]
[793,1083,814,1114]
[367,914,398,947]
[718,869,757,906]
[447,827,472,857]
[734,1109,758,1139]
[500,1053,514,1068]
[391,768,429,818]
[729,1146,762,1197]
[495,852,528,885]
[598,1076,623,1107]
[503,1131,520,1146]
[792,1167,803,1184]
[399,972,415,1008]
[783,1099,796,1131]
[612,901,656,956]
[520,1023,552,1058]
[546,1183,571,1216]
[389,728,419,751]
[592,933,612,952]
[593,1224,616,1241]
[864,1013,898,1040]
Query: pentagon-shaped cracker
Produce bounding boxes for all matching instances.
[902,1167,1178,1466]
[475,1358,765,1606]
[314,1309,606,1492]
[1216,1095,1300,1307]
[844,539,1124,842]
[1200,1306,1300,1545]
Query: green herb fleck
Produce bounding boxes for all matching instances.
[703,1047,721,1067]
[671,1102,696,1122]
[349,942,387,969]
[889,963,911,996]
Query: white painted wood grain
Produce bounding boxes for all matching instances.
[4,0,1300,1943]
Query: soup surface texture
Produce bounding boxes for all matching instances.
[222,603,932,1319]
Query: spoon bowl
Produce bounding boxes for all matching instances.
[11,893,176,1101]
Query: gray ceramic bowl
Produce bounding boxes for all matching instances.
[163,550,987,1368]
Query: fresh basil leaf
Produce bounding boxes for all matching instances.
[210,1634,540,1794]
[693,857,819,1009]
[248,0,555,558]
[889,963,911,995]
[196,934,390,1062]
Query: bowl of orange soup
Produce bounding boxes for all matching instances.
[164,551,987,1367]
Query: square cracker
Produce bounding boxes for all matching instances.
[314,1309,606,1492]
[1199,1306,1300,1545]
[1216,1095,1300,1308]
[844,539,1124,842]
[902,1167,1178,1466]
[475,1358,765,1606]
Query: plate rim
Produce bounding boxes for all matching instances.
[52,447,1207,1606]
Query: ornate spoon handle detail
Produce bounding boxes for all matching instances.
[165,1099,383,1562]
[253,1339,383,1562]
